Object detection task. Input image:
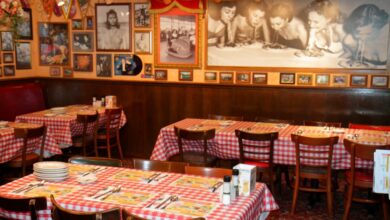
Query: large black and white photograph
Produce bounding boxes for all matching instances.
[96,54,112,77]
[96,3,132,51]
[134,3,150,28]
[206,0,390,70]
[72,32,94,52]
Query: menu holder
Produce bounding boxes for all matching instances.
[373,149,390,194]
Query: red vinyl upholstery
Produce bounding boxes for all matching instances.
[348,123,390,131]
[0,83,46,121]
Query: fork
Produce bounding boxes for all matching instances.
[161,195,179,209]
[99,186,121,201]
[23,181,45,193]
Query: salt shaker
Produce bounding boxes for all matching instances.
[92,97,97,106]
[232,169,239,199]
[101,97,105,107]
[222,175,231,205]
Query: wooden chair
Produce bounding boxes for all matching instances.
[132,158,188,173]
[68,156,122,167]
[208,114,243,121]
[342,139,390,220]
[96,108,123,159]
[6,125,46,178]
[71,112,99,156]
[0,196,47,220]
[235,130,278,192]
[185,166,232,178]
[304,120,342,128]
[255,116,300,125]
[348,123,390,131]
[122,209,205,220]
[50,195,120,220]
[169,126,218,167]
[290,134,339,216]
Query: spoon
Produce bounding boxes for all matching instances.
[161,195,179,209]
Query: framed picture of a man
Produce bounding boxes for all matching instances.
[96,4,132,51]
[96,54,112,77]
[134,3,150,28]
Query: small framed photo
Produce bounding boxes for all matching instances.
[371,75,389,88]
[205,71,217,82]
[134,3,150,28]
[236,72,251,84]
[219,72,234,84]
[134,31,152,54]
[1,31,14,51]
[155,69,168,80]
[4,65,15,76]
[72,19,83,30]
[16,42,32,69]
[85,16,94,30]
[96,54,112,77]
[252,72,267,85]
[16,8,33,40]
[280,73,295,84]
[316,74,330,86]
[179,70,193,81]
[73,54,93,72]
[297,73,313,85]
[332,74,348,87]
[3,53,14,63]
[144,63,153,77]
[350,74,368,87]
[63,67,73,78]
[72,32,94,52]
[49,66,61,77]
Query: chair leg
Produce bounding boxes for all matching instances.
[326,180,333,217]
[269,169,274,193]
[116,132,123,159]
[107,138,111,158]
[342,184,353,220]
[291,175,299,214]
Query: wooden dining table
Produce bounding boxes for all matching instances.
[151,118,390,170]
[0,163,278,220]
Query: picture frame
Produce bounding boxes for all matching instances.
[72,19,83,30]
[3,65,15,76]
[236,72,251,84]
[16,8,33,40]
[297,73,313,85]
[114,54,140,76]
[49,66,61,77]
[155,69,168,80]
[63,67,73,78]
[155,8,201,68]
[178,69,193,81]
[3,53,14,63]
[96,54,112,77]
[219,72,234,84]
[205,71,217,82]
[350,74,368,87]
[85,16,94,30]
[73,54,93,72]
[315,74,330,86]
[134,3,150,28]
[72,32,94,52]
[1,31,13,51]
[371,75,389,88]
[96,3,132,52]
[15,42,32,69]
[38,22,70,66]
[143,63,153,77]
[134,31,152,54]
[280,73,295,85]
[252,72,267,85]
[332,74,348,87]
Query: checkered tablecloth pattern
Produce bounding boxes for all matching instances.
[0,123,62,163]
[151,119,389,169]
[15,105,127,147]
[0,164,278,220]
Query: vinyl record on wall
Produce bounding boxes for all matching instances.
[131,54,143,76]
[114,54,143,76]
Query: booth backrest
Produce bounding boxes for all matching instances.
[348,123,390,131]
[0,83,46,121]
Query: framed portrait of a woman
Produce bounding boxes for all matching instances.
[95,3,132,52]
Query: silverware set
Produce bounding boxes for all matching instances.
[12,180,45,194]
[209,181,223,193]
[146,173,161,183]
[91,185,121,200]
[82,167,106,176]
[154,195,179,209]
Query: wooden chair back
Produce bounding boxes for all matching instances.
[76,112,99,156]
[0,196,47,220]
[68,156,122,167]
[105,108,122,133]
[122,209,205,220]
[208,114,243,121]
[132,158,188,173]
[51,195,120,220]
[185,166,232,178]
[304,120,342,128]
[348,123,390,131]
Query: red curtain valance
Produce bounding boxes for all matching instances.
[149,0,205,14]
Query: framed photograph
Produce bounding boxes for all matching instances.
[236,72,251,84]
[316,74,330,86]
[332,74,348,87]
[134,31,152,54]
[38,22,69,66]
[72,19,83,30]
[155,8,201,68]
[134,3,150,28]
[205,71,217,82]
[72,32,94,52]
[73,54,93,72]
[143,63,153,77]
[3,53,13,63]
[3,65,15,76]
[114,54,140,76]
[16,8,33,40]
[219,72,234,84]
[96,54,112,77]
[155,69,168,80]
[297,74,313,85]
[280,73,295,84]
[85,16,94,30]
[1,31,13,51]
[371,75,389,88]
[15,42,31,69]
[49,66,61,77]
[350,74,368,87]
[178,69,193,81]
[252,72,267,85]
[63,67,73,78]
[96,3,132,51]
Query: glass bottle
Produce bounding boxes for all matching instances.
[232,169,239,199]
[222,175,231,205]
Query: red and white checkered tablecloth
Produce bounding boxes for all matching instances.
[15,105,127,147]
[151,119,390,169]
[0,122,62,163]
[0,164,278,220]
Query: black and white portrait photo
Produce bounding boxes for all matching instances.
[96,54,112,77]
[135,31,152,54]
[1,32,13,51]
[134,3,150,28]
[72,32,94,52]
[96,4,132,51]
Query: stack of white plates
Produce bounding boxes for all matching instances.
[33,161,69,182]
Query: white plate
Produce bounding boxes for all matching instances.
[51,107,66,111]
[33,161,68,170]
[34,172,68,178]
[35,176,68,182]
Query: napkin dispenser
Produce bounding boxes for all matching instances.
[233,163,256,196]
[105,95,117,108]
